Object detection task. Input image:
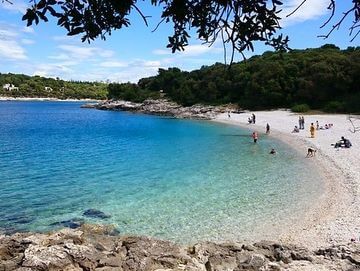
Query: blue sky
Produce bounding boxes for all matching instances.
[0,0,358,82]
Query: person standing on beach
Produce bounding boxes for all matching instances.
[302,116,305,130]
[252,113,256,124]
[266,123,270,134]
[316,120,319,130]
[310,123,315,138]
[252,132,258,143]
[298,116,302,129]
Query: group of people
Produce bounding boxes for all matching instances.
[247,113,352,156]
[248,113,256,124]
[334,136,352,148]
[298,116,305,129]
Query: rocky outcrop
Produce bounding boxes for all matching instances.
[1,225,360,270]
[81,99,239,120]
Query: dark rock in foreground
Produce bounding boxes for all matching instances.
[1,225,359,270]
[82,99,238,120]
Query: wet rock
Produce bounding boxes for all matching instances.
[83,209,111,219]
[6,214,33,225]
[50,218,85,229]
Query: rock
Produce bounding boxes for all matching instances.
[80,224,119,236]
[83,209,111,219]
[50,218,85,229]
[6,214,33,225]
[22,244,73,269]
[83,99,239,120]
[81,103,97,108]
[2,227,360,271]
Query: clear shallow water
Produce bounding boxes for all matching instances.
[0,101,323,243]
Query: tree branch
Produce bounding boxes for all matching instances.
[318,7,356,39]
[132,4,150,27]
[286,0,307,18]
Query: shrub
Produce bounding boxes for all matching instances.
[323,101,345,113]
[291,104,310,113]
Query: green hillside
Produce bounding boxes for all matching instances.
[0,74,107,100]
[2,44,359,113]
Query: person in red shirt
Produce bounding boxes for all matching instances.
[252,132,258,143]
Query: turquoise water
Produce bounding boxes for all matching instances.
[0,101,322,243]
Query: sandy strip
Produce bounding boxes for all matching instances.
[0,96,101,102]
[214,110,360,249]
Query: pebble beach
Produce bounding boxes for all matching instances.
[215,110,360,249]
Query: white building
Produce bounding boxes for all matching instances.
[2,84,19,91]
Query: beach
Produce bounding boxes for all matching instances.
[215,110,360,249]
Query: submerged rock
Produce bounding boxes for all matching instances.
[50,218,85,229]
[83,209,111,219]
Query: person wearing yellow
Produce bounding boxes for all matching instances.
[310,123,315,138]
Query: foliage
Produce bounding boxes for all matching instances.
[108,82,160,102]
[323,101,345,113]
[0,73,107,99]
[291,104,310,113]
[119,45,359,113]
[1,45,359,114]
[18,0,360,61]
[21,0,288,61]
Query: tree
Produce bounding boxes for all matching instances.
[17,0,360,62]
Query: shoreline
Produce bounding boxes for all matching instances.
[0,96,102,102]
[214,110,359,249]
[0,103,358,249]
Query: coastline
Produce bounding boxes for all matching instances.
[0,96,102,102]
[214,110,359,249]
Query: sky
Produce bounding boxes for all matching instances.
[0,0,358,83]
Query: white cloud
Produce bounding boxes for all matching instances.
[179,44,217,56]
[0,28,18,39]
[22,26,35,34]
[33,63,75,78]
[48,54,71,61]
[0,40,27,60]
[0,0,27,14]
[280,0,329,27]
[100,61,128,68]
[153,44,221,57]
[21,38,35,45]
[152,49,170,55]
[58,44,114,60]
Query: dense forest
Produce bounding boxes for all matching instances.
[0,74,107,100]
[1,45,360,112]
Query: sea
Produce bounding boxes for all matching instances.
[0,101,323,243]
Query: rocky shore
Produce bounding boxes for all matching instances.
[81,99,238,120]
[1,225,360,270]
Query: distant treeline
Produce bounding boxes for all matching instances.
[0,74,107,100]
[2,44,360,112]
[108,44,360,113]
